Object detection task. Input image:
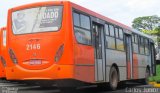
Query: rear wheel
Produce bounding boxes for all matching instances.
[140,67,150,85]
[144,68,150,84]
[109,67,119,90]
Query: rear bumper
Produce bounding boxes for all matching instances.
[6,64,74,80]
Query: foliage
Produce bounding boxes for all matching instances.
[132,15,160,31]
[132,15,160,43]
[142,27,160,42]
[142,28,160,35]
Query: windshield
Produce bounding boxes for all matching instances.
[12,6,63,34]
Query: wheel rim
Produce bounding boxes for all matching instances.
[111,70,118,88]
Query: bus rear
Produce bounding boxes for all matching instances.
[0,27,7,78]
[6,1,74,80]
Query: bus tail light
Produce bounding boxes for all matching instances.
[0,56,6,67]
[9,49,18,64]
[55,44,64,62]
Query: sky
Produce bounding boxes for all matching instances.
[0,0,160,28]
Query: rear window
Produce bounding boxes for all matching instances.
[3,29,7,46]
[12,6,63,34]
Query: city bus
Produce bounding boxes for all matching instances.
[6,1,156,90]
[0,27,7,78]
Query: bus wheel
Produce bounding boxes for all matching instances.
[109,67,119,90]
[144,68,150,84]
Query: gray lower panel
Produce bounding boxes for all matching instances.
[96,59,104,81]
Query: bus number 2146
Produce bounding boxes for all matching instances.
[26,44,41,50]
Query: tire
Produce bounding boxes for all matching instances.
[109,67,119,90]
[143,68,150,85]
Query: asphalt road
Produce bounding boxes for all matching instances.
[0,79,159,93]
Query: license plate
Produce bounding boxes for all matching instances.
[30,60,42,65]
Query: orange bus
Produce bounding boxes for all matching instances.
[0,27,7,78]
[6,1,156,90]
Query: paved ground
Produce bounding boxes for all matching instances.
[0,79,159,93]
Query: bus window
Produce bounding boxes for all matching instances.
[80,14,90,30]
[135,34,138,43]
[133,43,139,53]
[105,24,109,35]
[139,37,145,54]
[74,27,91,44]
[73,12,91,45]
[132,34,139,53]
[106,36,116,49]
[73,12,80,26]
[109,25,114,37]
[115,27,119,38]
[12,6,63,34]
[2,29,7,46]
[119,28,123,39]
[116,39,124,51]
[132,34,135,42]
[145,39,149,55]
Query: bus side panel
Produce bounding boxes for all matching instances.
[0,29,5,78]
[70,3,95,83]
[133,53,139,79]
[0,30,2,77]
[0,63,5,78]
[105,49,127,81]
[137,55,149,79]
[74,44,95,83]
[75,66,95,83]
[6,9,15,68]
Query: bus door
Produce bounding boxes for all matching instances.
[150,43,156,76]
[124,34,133,79]
[92,23,106,82]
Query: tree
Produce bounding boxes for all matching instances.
[132,15,160,46]
[132,15,160,31]
[142,27,160,35]
[155,26,160,33]
[142,26,160,42]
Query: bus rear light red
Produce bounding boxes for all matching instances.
[0,56,6,67]
[9,49,18,64]
[55,44,64,62]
